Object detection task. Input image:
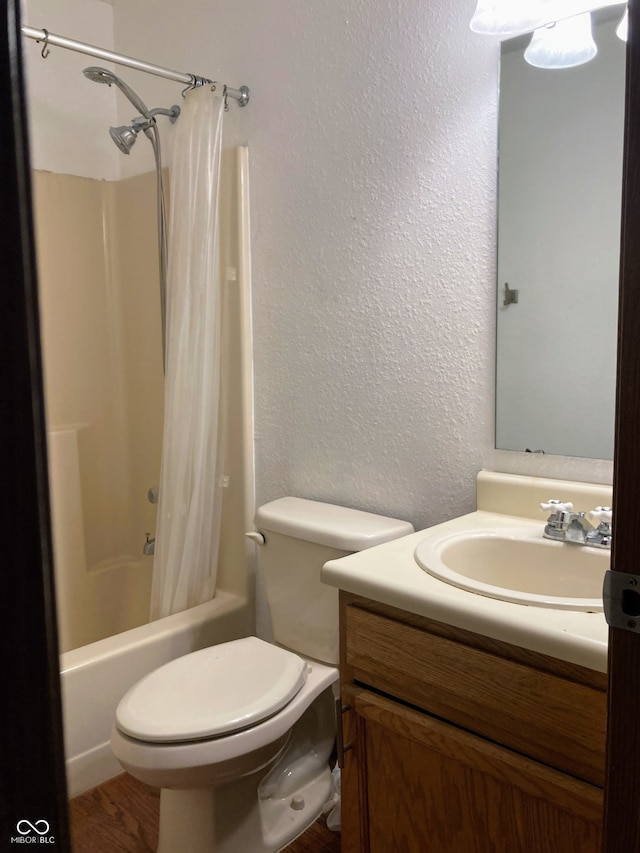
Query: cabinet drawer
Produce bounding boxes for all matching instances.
[344,603,606,787]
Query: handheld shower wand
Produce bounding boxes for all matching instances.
[83,66,153,118]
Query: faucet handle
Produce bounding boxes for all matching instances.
[589,506,613,524]
[540,500,573,514]
[541,499,573,541]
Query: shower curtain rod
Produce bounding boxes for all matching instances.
[21,25,250,107]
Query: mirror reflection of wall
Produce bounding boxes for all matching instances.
[495,10,625,460]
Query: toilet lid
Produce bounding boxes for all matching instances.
[115,637,309,743]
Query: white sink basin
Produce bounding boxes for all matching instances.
[414,525,608,611]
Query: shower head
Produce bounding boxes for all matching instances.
[108,106,180,155]
[84,67,180,157]
[83,66,118,85]
[83,66,152,118]
[109,124,140,155]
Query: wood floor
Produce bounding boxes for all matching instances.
[69,772,341,853]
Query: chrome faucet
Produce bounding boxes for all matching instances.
[540,500,611,549]
[564,512,595,545]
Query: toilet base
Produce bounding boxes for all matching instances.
[112,664,339,853]
[154,688,338,853]
[157,763,333,853]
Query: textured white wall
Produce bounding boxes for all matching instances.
[111,0,615,530]
[22,0,615,533]
[22,0,121,180]
[108,0,498,531]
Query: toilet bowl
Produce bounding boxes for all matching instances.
[112,638,338,853]
[110,498,414,853]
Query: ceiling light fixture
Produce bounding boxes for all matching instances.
[470,0,625,39]
[524,12,598,68]
[469,0,554,36]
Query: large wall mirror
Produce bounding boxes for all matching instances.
[495,7,626,460]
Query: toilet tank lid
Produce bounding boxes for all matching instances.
[255,497,414,552]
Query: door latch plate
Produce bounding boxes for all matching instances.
[603,570,640,631]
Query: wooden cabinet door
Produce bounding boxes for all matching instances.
[343,686,603,853]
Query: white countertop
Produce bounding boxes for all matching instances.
[321,509,609,673]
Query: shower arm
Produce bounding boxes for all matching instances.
[21,25,250,107]
[130,107,181,131]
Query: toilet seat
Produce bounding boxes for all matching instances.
[115,637,309,743]
[111,657,339,795]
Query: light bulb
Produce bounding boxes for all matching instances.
[616,8,628,42]
[470,0,553,36]
[470,0,619,39]
[524,13,597,68]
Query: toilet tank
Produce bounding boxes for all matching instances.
[254,498,414,665]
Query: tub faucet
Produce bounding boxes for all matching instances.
[143,533,155,556]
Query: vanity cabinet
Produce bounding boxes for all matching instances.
[338,593,607,853]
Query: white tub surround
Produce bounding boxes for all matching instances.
[322,471,611,673]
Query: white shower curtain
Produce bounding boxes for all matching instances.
[150,86,226,620]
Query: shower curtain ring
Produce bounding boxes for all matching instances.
[181,74,197,98]
[37,28,51,59]
[182,75,214,98]
[210,82,228,109]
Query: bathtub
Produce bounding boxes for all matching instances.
[61,590,252,797]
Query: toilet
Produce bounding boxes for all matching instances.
[110,497,414,853]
